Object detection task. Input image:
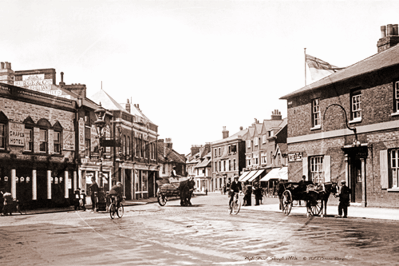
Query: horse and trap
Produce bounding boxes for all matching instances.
[156,178,195,207]
[279,181,338,217]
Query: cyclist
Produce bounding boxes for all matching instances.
[109,182,123,208]
[229,176,242,208]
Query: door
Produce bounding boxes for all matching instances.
[125,169,131,200]
[350,157,363,203]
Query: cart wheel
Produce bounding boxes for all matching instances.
[308,200,322,216]
[282,190,292,216]
[158,194,167,206]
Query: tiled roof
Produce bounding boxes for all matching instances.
[194,157,211,168]
[280,44,399,99]
[212,128,248,144]
[157,143,186,164]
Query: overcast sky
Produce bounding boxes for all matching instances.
[1,0,398,154]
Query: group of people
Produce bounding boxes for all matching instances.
[225,176,264,207]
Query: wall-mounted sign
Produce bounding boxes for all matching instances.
[79,118,85,152]
[288,152,303,162]
[63,130,75,151]
[9,122,25,146]
[91,125,98,152]
[55,177,58,184]
[14,74,52,91]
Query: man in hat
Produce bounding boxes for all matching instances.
[229,176,242,208]
[337,180,351,218]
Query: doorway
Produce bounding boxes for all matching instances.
[350,157,363,203]
[125,169,131,200]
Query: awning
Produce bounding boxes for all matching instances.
[247,169,265,182]
[260,167,288,182]
[238,171,250,182]
[241,170,258,182]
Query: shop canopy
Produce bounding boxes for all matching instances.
[260,167,288,182]
[247,169,265,182]
[238,171,250,182]
[241,170,258,182]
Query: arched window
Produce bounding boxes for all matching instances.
[53,121,63,154]
[23,116,35,152]
[37,119,51,153]
[0,111,9,150]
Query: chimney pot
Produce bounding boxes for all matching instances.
[0,62,4,69]
[381,25,387,38]
[387,24,394,36]
[240,126,243,130]
[394,24,399,35]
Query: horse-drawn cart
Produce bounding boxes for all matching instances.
[280,181,323,216]
[156,180,180,206]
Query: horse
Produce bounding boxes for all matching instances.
[305,182,338,217]
[178,179,195,206]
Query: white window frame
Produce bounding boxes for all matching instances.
[309,156,324,183]
[254,137,258,146]
[39,129,48,153]
[53,131,61,154]
[261,152,267,165]
[312,98,321,128]
[395,81,399,113]
[390,149,399,188]
[351,92,362,121]
[262,135,267,144]
[24,127,33,152]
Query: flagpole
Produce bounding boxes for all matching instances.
[304,48,307,86]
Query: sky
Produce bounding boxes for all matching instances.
[1,0,398,154]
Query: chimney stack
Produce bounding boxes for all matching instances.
[191,145,201,156]
[59,72,65,86]
[271,109,282,120]
[0,61,14,85]
[126,99,131,113]
[222,126,229,139]
[240,126,243,130]
[377,24,399,53]
[165,138,173,149]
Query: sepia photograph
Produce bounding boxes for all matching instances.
[1,0,399,265]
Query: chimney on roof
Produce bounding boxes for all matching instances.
[165,138,173,149]
[59,72,65,86]
[0,61,14,85]
[126,99,131,113]
[271,109,282,120]
[222,126,229,139]
[240,126,243,130]
[191,145,201,156]
[377,24,399,53]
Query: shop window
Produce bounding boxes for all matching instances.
[309,156,324,183]
[312,98,321,128]
[351,90,362,121]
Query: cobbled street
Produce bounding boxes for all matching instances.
[1,193,398,266]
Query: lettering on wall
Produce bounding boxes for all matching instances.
[9,122,25,146]
[63,130,75,150]
[79,118,85,152]
[288,152,303,162]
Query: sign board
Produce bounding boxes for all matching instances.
[68,177,72,189]
[288,152,303,162]
[63,130,75,150]
[9,122,25,146]
[86,172,94,184]
[79,118,85,152]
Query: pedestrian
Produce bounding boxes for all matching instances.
[253,182,262,206]
[3,191,13,215]
[277,180,285,210]
[244,181,252,206]
[337,180,351,218]
[89,177,99,212]
[80,189,86,211]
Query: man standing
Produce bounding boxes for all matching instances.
[89,177,99,212]
[337,180,351,218]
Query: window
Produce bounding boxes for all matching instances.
[254,137,258,146]
[395,81,399,113]
[310,156,324,183]
[218,148,221,156]
[390,149,399,188]
[127,136,130,156]
[0,123,5,149]
[162,165,165,174]
[268,131,273,137]
[222,161,225,172]
[39,129,47,153]
[24,128,33,152]
[312,98,321,127]
[262,135,267,144]
[122,135,126,155]
[228,145,231,154]
[53,131,61,154]
[351,91,362,120]
[214,148,217,157]
[247,140,251,148]
[215,162,217,172]
[85,126,91,157]
[233,159,236,170]
[246,155,251,166]
[231,145,237,153]
[261,153,267,165]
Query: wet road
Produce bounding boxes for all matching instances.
[0,193,398,265]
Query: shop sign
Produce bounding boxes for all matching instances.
[67,177,72,189]
[9,122,25,146]
[63,131,75,151]
[20,177,24,182]
[79,118,85,152]
[14,74,52,91]
[4,176,8,181]
[288,152,303,162]
[26,177,30,183]
[86,172,94,184]
[55,177,58,184]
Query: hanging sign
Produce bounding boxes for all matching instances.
[79,118,85,152]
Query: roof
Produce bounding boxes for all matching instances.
[157,143,186,164]
[194,157,211,168]
[261,119,284,134]
[280,44,399,100]
[212,128,248,145]
[274,118,287,136]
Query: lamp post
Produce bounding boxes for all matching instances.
[94,103,106,188]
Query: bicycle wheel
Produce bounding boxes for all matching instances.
[117,204,124,218]
[109,203,116,219]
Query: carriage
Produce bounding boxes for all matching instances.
[156,180,180,206]
[280,181,324,216]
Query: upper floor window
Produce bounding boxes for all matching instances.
[214,148,217,157]
[24,128,33,152]
[247,140,251,148]
[127,136,130,156]
[262,135,267,144]
[312,98,321,128]
[85,126,91,158]
[309,156,324,183]
[261,153,267,165]
[228,145,231,154]
[395,81,399,113]
[351,90,362,121]
[231,145,237,153]
[390,149,399,188]
[268,131,273,137]
[218,147,221,156]
[254,137,258,146]
[233,159,236,170]
[53,131,61,154]
[0,123,5,149]
[39,129,47,153]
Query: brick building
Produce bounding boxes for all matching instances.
[280,24,399,207]
[0,65,77,209]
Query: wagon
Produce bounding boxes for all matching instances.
[156,180,180,206]
[280,181,322,216]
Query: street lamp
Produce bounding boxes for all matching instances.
[323,103,360,147]
[94,103,106,188]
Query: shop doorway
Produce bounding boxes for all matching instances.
[350,157,363,203]
[125,169,131,200]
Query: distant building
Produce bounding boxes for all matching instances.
[158,138,187,183]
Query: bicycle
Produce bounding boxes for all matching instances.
[229,192,242,215]
[109,195,124,219]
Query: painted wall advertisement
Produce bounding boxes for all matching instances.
[63,130,75,151]
[288,152,303,162]
[14,73,68,98]
[8,122,25,146]
[79,118,85,152]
